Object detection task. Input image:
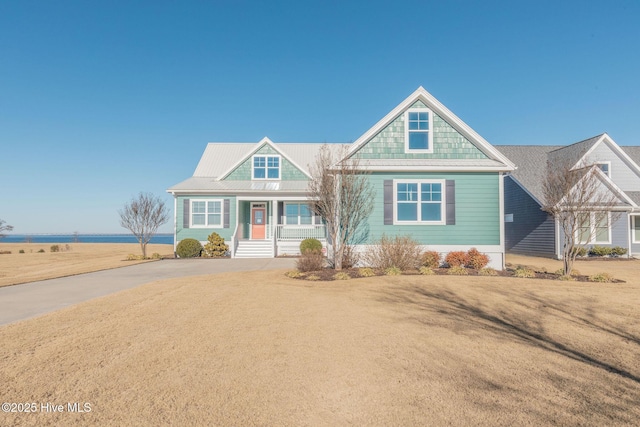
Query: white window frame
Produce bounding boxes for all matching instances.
[595,161,611,178]
[252,155,281,180]
[404,108,434,153]
[633,215,640,244]
[576,211,611,244]
[190,199,224,228]
[283,202,320,225]
[393,179,446,225]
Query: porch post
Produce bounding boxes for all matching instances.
[272,200,278,240]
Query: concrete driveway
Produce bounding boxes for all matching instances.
[0,258,296,326]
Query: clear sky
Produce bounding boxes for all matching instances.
[1,0,639,234]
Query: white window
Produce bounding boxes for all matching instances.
[577,212,611,244]
[284,203,319,225]
[191,199,223,228]
[394,179,445,224]
[404,108,433,152]
[633,216,640,243]
[253,155,280,179]
[595,162,611,177]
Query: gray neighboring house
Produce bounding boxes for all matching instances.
[498,133,640,258]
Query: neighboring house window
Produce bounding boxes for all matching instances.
[284,203,318,225]
[633,216,640,243]
[253,155,280,179]
[394,180,445,224]
[577,212,611,244]
[191,199,223,227]
[596,162,611,177]
[404,109,433,152]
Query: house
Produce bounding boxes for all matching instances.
[498,134,640,258]
[167,87,516,268]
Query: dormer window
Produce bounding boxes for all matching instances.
[596,162,611,177]
[405,109,433,152]
[253,155,280,180]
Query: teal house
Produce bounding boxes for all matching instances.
[168,87,515,268]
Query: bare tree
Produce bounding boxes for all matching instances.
[0,219,13,239]
[542,158,621,275]
[119,193,170,258]
[308,145,373,270]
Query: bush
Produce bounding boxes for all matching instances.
[341,245,359,269]
[384,266,402,276]
[296,250,325,272]
[50,245,60,253]
[333,272,351,280]
[513,267,535,278]
[419,266,434,275]
[554,268,580,276]
[19,249,25,254]
[479,267,498,276]
[285,270,304,278]
[151,253,162,259]
[300,238,322,254]
[571,246,587,257]
[466,248,489,269]
[589,245,612,257]
[445,251,469,268]
[610,246,628,257]
[37,249,45,253]
[421,251,441,269]
[363,234,422,271]
[306,274,320,281]
[357,267,376,277]
[0,250,11,254]
[558,274,575,281]
[589,272,614,283]
[448,266,468,275]
[126,254,145,261]
[203,232,229,257]
[176,238,203,258]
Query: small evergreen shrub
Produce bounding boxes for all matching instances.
[176,238,203,258]
[357,267,376,277]
[0,250,11,254]
[589,272,614,283]
[558,274,575,281]
[513,267,535,278]
[610,246,627,257]
[296,250,325,272]
[589,245,612,257]
[333,271,351,280]
[571,246,588,257]
[19,249,25,254]
[364,234,422,271]
[285,270,304,278]
[306,274,320,281]
[554,268,580,276]
[37,249,45,253]
[445,251,469,268]
[203,232,229,257]
[126,254,145,260]
[151,253,162,259]
[384,266,402,276]
[419,266,434,275]
[421,251,441,268]
[300,238,322,254]
[466,248,489,269]
[479,267,498,276]
[50,245,60,253]
[448,266,468,275]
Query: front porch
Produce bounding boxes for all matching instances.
[231,200,327,258]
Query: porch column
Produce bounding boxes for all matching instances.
[272,200,278,240]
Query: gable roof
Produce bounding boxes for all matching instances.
[345,86,515,171]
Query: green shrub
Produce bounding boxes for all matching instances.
[479,267,498,276]
[589,245,612,257]
[357,267,376,277]
[37,249,45,253]
[571,246,587,257]
[421,251,441,268]
[513,267,535,278]
[448,266,468,275]
[384,266,402,276]
[296,250,325,272]
[589,272,614,283]
[126,254,145,261]
[333,272,351,280]
[363,234,422,271]
[445,251,469,268]
[554,268,580,276]
[203,232,229,257]
[300,238,322,254]
[19,249,25,254]
[176,238,203,258]
[151,253,162,259]
[419,266,434,275]
[306,274,320,281]
[285,270,304,278]
[610,246,627,257]
[50,244,60,253]
[466,248,489,269]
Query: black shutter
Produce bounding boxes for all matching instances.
[223,199,230,228]
[446,180,455,225]
[183,199,190,229]
[383,180,393,225]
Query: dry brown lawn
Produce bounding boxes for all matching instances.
[0,243,174,287]
[1,262,639,426]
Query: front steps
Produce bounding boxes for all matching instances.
[234,239,274,258]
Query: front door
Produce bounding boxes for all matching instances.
[251,206,266,239]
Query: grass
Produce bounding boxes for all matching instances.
[1,267,639,426]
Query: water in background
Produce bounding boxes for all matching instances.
[1,234,174,245]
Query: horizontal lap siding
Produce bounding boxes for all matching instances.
[176,195,237,242]
[364,172,500,245]
[504,177,556,257]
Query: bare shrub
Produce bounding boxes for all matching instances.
[445,251,469,268]
[296,250,325,272]
[421,251,441,268]
[341,245,359,269]
[363,234,422,271]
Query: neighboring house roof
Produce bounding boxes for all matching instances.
[546,134,604,169]
[622,146,640,164]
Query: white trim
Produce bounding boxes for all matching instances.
[173,195,177,253]
[404,108,433,153]
[499,172,505,269]
[353,164,515,172]
[632,215,640,244]
[189,199,224,228]
[251,154,281,180]
[393,179,446,225]
[283,201,320,226]
[250,202,268,240]
[576,212,612,245]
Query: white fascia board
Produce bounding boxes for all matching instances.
[346,87,516,170]
[354,165,515,172]
[577,133,640,179]
[555,166,636,209]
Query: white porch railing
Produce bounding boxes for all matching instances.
[275,225,327,241]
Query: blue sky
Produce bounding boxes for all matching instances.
[1,0,639,234]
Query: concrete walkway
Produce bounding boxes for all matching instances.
[0,258,296,326]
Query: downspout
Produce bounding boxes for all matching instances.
[628,212,632,259]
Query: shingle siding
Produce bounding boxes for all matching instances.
[504,176,556,257]
[224,144,308,181]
